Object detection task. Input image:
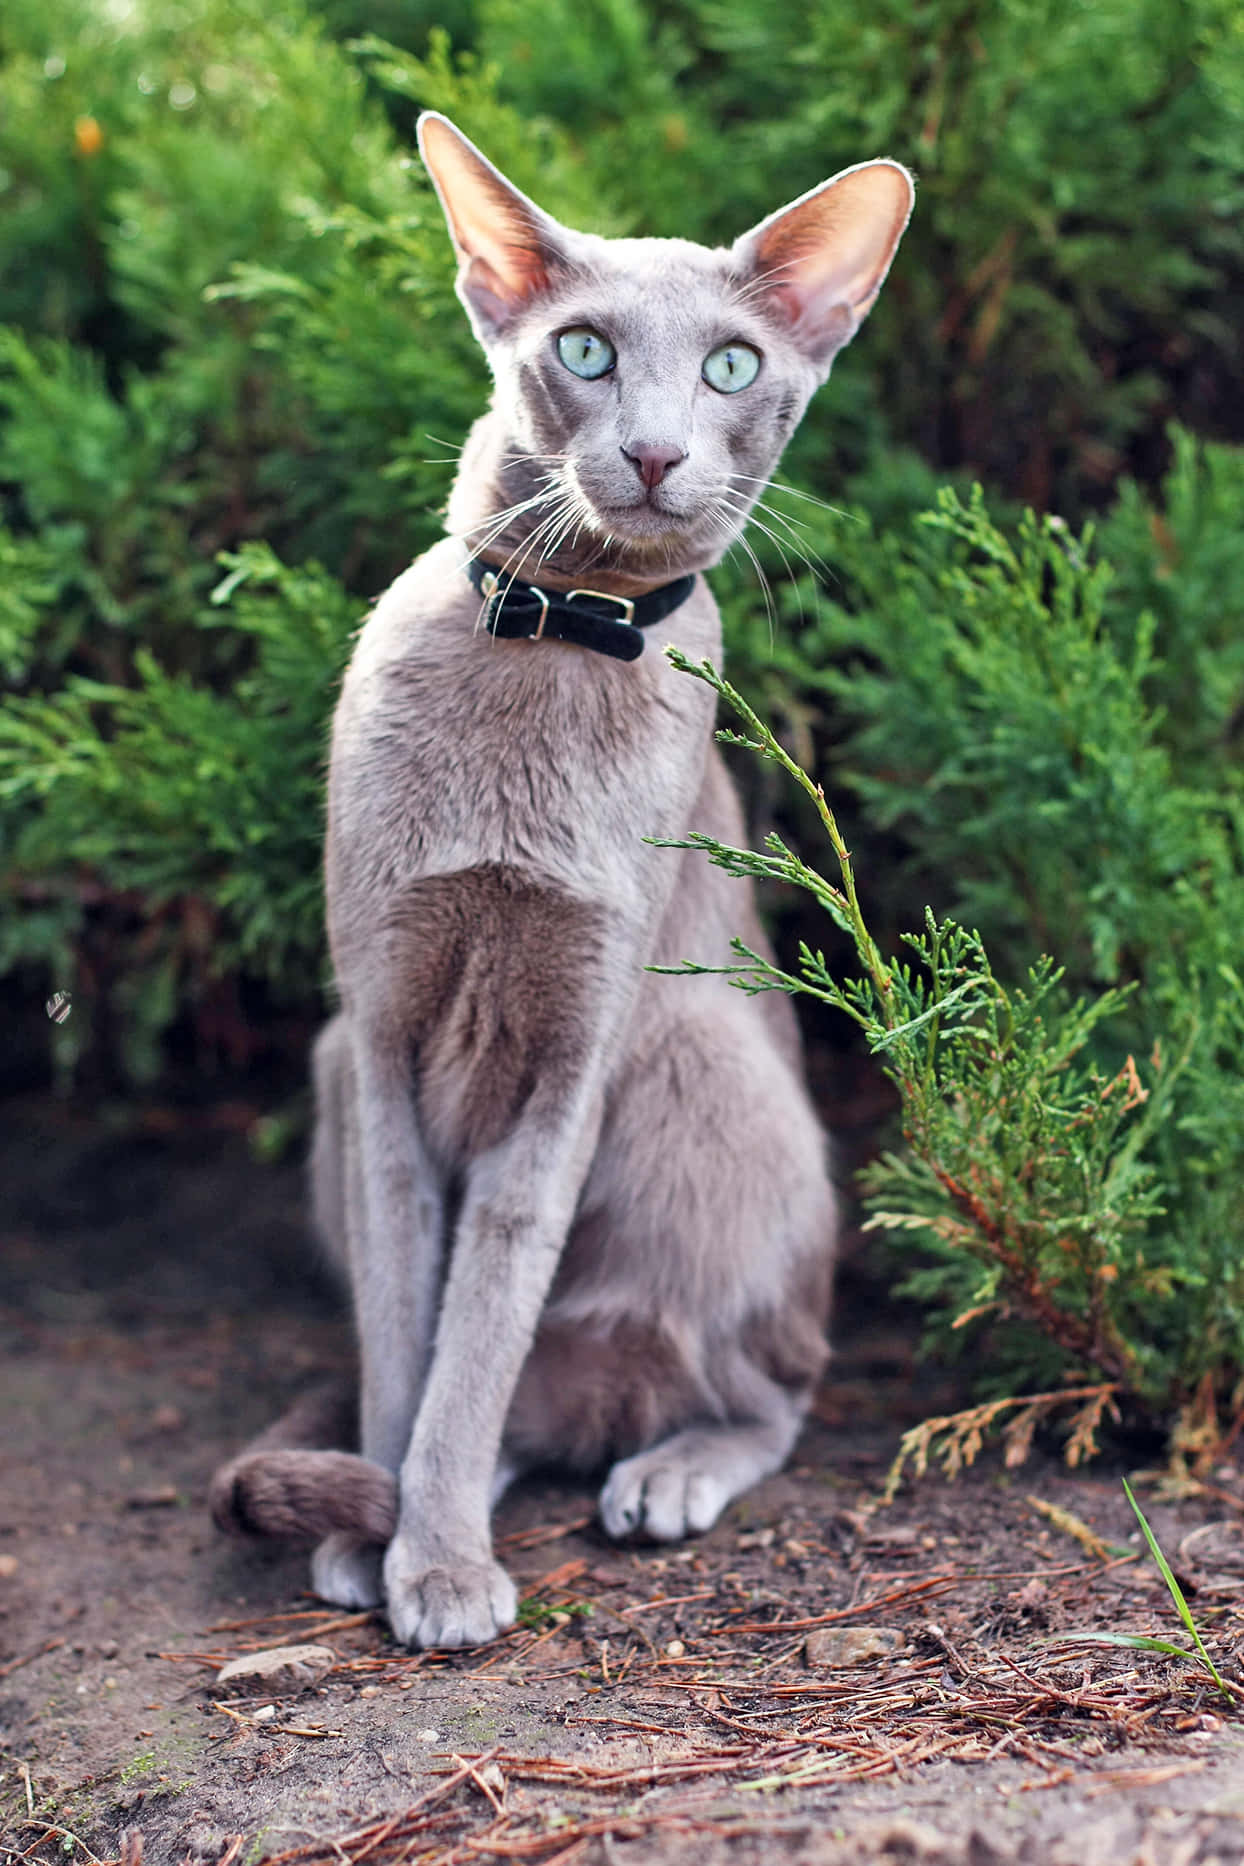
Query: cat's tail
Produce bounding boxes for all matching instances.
[209,1380,397,1545]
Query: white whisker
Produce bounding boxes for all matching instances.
[466,492,577,634]
[723,474,839,595]
[720,491,828,633]
[742,495,836,586]
[728,472,858,522]
[733,504,814,604]
[705,495,775,641]
[450,473,568,570]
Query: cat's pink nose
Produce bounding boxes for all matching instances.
[623,444,686,490]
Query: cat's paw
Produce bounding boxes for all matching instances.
[383,1541,517,1649]
[310,1531,384,1608]
[600,1449,729,1542]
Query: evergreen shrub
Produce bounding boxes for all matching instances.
[1,0,1243,1449]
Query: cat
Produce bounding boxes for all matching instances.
[210,112,913,1649]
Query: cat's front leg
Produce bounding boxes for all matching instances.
[312,1015,447,1610]
[383,1098,601,1647]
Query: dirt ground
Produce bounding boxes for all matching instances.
[2,1097,1243,1866]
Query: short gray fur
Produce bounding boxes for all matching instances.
[209,114,913,1649]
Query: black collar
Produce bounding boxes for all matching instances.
[466,559,696,663]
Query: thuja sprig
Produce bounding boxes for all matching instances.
[651,650,1026,1133]
[655,646,898,1030]
[651,648,943,1121]
[655,649,1169,1451]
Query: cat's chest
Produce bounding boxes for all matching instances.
[328,544,719,910]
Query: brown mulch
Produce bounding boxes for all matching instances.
[91,1489,1243,1866]
[3,1100,1242,1866]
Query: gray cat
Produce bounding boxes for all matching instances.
[210,113,912,1649]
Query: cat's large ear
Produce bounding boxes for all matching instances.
[732,160,914,369]
[417,113,572,342]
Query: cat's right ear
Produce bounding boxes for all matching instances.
[417,114,570,342]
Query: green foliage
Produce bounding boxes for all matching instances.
[515,1595,595,1629]
[1098,428,1244,771]
[817,487,1242,991]
[1,0,1243,1433]
[1,545,357,983]
[0,525,60,684]
[117,1752,158,1786]
[763,466,1244,1416]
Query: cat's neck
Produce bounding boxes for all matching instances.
[445,412,710,600]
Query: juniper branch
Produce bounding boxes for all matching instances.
[659,648,1163,1426]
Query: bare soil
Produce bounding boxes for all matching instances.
[2,1098,1243,1866]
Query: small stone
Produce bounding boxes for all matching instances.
[804,1625,905,1669]
[476,1760,506,1802]
[664,1639,685,1657]
[867,1524,918,1547]
[0,1555,18,1579]
[213,1644,336,1695]
[417,1728,440,1743]
[359,1685,382,1698]
[251,1704,277,1723]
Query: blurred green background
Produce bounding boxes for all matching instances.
[2,0,1244,1436]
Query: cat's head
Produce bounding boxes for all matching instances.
[418,113,912,577]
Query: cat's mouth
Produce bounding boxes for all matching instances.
[599,492,697,535]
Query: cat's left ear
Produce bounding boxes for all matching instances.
[417,113,572,342]
[732,160,914,370]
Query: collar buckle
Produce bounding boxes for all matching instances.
[566,586,637,627]
[482,569,549,640]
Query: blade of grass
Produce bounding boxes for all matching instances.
[1122,1476,1230,1696]
[1054,1631,1203,1659]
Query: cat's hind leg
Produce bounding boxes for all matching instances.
[503,1319,811,1541]
[598,1379,804,1541]
[548,986,835,1543]
[308,1012,351,1277]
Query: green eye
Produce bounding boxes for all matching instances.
[702,342,761,393]
[557,327,616,379]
